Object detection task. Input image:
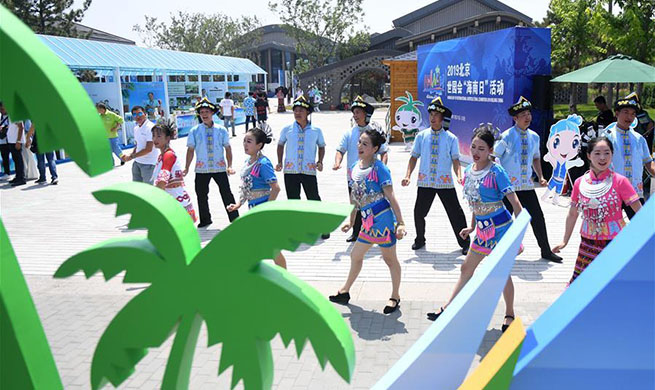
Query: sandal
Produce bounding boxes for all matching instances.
[329,291,350,305]
[501,315,515,333]
[383,298,400,314]
[427,307,445,322]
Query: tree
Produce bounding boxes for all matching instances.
[54,183,355,390]
[269,0,367,71]
[545,0,603,108]
[0,0,91,37]
[133,12,261,57]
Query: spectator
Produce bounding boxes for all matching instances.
[0,104,11,180]
[242,91,257,131]
[219,92,236,137]
[0,101,26,186]
[96,102,125,166]
[123,106,159,184]
[255,92,270,127]
[594,96,615,129]
[25,122,58,185]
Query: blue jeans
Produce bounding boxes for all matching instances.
[109,137,123,161]
[36,151,57,180]
[223,116,235,135]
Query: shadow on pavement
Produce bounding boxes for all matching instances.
[342,303,408,341]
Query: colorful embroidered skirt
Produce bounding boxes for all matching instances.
[569,237,610,285]
[357,198,397,248]
[470,208,513,256]
[166,187,197,222]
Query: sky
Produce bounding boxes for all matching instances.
[74,0,550,45]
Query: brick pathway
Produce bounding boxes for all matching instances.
[2,109,578,389]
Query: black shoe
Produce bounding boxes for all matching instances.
[35,177,47,184]
[412,241,425,250]
[329,291,350,304]
[346,234,358,242]
[120,161,126,166]
[321,233,330,240]
[50,177,58,185]
[461,246,469,255]
[542,252,563,263]
[427,307,444,321]
[501,315,515,333]
[383,298,400,314]
[9,178,17,183]
[198,221,212,228]
[11,180,26,187]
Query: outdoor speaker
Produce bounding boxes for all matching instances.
[532,75,553,110]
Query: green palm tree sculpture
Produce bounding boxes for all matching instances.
[55,182,355,390]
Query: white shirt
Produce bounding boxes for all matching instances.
[219,99,234,117]
[133,120,159,165]
[2,115,25,144]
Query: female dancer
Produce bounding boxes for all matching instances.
[553,137,641,284]
[227,127,286,268]
[329,129,406,314]
[151,119,197,222]
[428,126,523,332]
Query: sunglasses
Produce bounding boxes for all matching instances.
[133,112,145,117]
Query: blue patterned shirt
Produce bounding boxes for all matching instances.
[411,127,460,189]
[337,124,389,185]
[243,96,256,116]
[279,121,326,175]
[605,122,653,197]
[187,122,231,173]
[494,126,541,191]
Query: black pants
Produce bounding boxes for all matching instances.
[414,187,470,249]
[0,143,11,175]
[623,198,644,220]
[195,172,239,224]
[284,173,321,200]
[503,189,551,255]
[347,185,362,235]
[245,115,256,131]
[8,144,24,181]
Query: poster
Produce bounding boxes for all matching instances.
[121,81,166,119]
[417,27,551,160]
[81,82,121,114]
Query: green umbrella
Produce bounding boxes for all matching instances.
[551,54,655,83]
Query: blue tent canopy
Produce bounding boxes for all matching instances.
[39,35,266,75]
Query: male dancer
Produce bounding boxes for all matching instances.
[277,96,330,239]
[402,97,470,254]
[603,93,654,218]
[185,97,239,227]
[334,96,389,242]
[494,96,562,262]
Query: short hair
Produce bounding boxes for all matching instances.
[248,91,254,96]
[225,92,232,98]
[593,96,606,104]
[95,102,107,110]
[131,105,145,113]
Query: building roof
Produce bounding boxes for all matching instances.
[384,51,418,62]
[39,34,266,75]
[369,28,413,47]
[72,23,135,45]
[393,0,531,28]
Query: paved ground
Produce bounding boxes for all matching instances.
[2,109,581,389]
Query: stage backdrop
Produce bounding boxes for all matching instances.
[417,27,551,161]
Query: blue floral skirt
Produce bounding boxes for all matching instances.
[357,198,397,248]
[470,208,513,255]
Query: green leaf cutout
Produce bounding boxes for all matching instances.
[55,184,355,390]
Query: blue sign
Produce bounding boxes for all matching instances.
[417,27,551,160]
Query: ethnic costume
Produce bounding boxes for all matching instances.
[238,154,278,209]
[496,96,560,261]
[462,163,518,255]
[153,149,197,222]
[338,96,389,239]
[411,97,470,251]
[603,94,653,218]
[350,159,397,248]
[569,169,639,284]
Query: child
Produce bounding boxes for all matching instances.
[151,119,197,222]
[226,127,286,268]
